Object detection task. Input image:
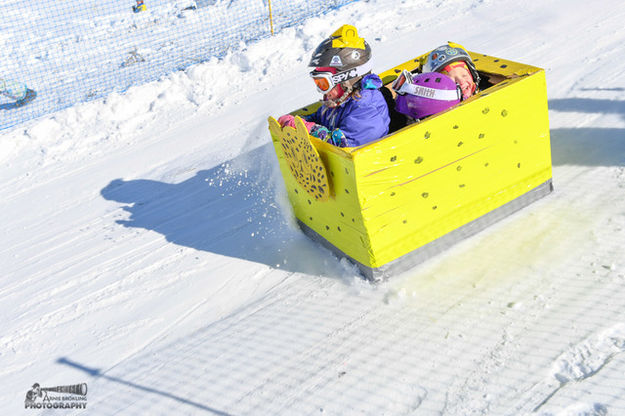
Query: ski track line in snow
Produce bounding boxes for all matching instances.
[97,269,300,373]
[78,276,431,415]
[123,268,539,414]
[82,256,565,415]
[2,182,258,320]
[1,224,165,301]
[1,243,178,348]
[57,269,299,386]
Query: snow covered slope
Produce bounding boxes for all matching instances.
[2,0,625,414]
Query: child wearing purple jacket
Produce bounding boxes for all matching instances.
[278,25,389,148]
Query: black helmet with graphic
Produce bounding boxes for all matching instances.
[308,25,372,83]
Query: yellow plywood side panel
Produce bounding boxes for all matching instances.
[470,52,541,77]
[268,117,330,201]
[374,168,551,264]
[368,165,552,266]
[351,71,551,267]
[354,106,490,205]
[268,117,376,266]
[356,72,550,211]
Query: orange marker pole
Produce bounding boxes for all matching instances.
[268,0,274,35]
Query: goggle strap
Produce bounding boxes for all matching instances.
[311,62,373,82]
[352,62,374,78]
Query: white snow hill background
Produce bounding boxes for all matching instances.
[2,0,625,414]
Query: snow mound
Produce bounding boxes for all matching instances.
[552,324,625,384]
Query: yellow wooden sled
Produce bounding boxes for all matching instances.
[268,50,552,280]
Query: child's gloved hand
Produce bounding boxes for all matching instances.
[310,126,346,147]
[277,114,296,128]
[310,124,330,141]
[329,128,347,147]
[280,116,347,148]
[277,114,316,132]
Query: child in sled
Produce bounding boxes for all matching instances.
[278,25,390,148]
[388,42,481,122]
[421,42,481,100]
[392,71,462,122]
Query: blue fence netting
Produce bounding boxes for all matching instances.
[0,0,359,131]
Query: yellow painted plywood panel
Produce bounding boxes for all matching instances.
[351,71,551,266]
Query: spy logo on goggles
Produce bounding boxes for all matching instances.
[332,68,358,83]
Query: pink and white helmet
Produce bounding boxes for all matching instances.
[393,71,462,120]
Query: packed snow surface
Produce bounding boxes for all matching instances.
[2,0,625,414]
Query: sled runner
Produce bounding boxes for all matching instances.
[268,50,553,280]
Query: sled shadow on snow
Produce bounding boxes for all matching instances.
[99,97,624,276]
[549,98,625,166]
[100,143,348,277]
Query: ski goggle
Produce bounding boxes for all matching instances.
[310,71,335,93]
[309,62,373,93]
[391,69,414,94]
[393,70,462,101]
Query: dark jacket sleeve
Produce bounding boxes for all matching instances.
[304,109,320,124]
